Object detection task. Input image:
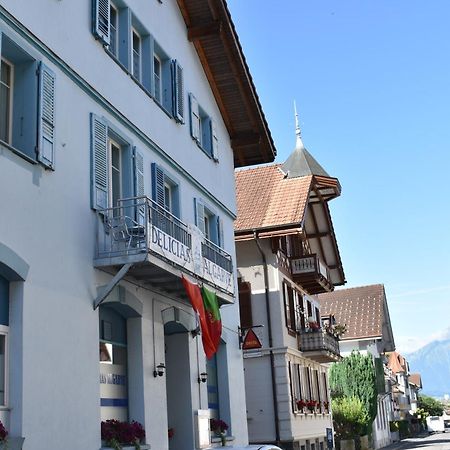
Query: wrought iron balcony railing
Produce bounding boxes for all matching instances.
[94,196,234,295]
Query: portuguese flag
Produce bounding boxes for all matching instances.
[182,276,222,359]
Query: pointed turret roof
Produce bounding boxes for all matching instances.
[281,103,329,178]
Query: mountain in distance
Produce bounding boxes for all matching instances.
[406,334,450,398]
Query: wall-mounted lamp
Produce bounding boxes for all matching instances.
[153,363,166,377]
[198,372,208,383]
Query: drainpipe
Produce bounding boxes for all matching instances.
[253,231,280,446]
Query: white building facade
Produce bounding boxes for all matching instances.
[235,124,346,450]
[0,0,275,449]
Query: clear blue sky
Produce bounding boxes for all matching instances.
[228,0,450,353]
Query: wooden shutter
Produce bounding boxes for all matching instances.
[133,148,145,223]
[189,93,200,142]
[37,63,56,169]
[238,280,252,329]
[288,288,296,331]
[151,163,165,207]
[288,361,295,414]
[172,60,184,122]
[93,0,110,45]
[91,114,108,210]
[283,283,291,329]
[194,198,205,233]
[297,364,303,400]
[211,118,219,161]
[305,367,312,400]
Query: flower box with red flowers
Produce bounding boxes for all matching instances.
[100,420,149,450]
[296,399,307,411]
[306,400,318,413]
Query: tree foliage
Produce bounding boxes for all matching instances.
[418,394,444,417]
[329,351,378,427]
[332,396,369,440]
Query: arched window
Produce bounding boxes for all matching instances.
[0,275,8,407]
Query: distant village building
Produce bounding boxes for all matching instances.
[387,351,422,432]
[235,110,345,450]
[318,284,396,449]
[0,0,276,449]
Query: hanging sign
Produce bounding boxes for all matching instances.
[242,329,262,350]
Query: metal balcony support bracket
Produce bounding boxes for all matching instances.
[93,263,133,310]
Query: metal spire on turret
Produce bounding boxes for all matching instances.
[281,101,330,179]
[294,100,305,150]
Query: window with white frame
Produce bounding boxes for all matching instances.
[108,4,119,58]
[0,35,55,168]
[132,29,141,80]
[153,54,162,103]
[0,59,13,144]
[91,114,144,212]
[194,198,223,246]
[189,94,218,161]
[109,138,122,209]
[92,1,184,122]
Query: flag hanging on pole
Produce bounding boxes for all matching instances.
[201,285,222,354]
[182,276,221,359]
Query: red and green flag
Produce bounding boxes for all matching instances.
[182,276,222,359]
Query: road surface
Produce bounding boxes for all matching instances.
[388,432,450,449]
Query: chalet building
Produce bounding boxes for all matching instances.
[318,284,396,449]
[0,0,276,449]
[235,113,345,450]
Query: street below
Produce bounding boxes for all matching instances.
[388,432,450,449]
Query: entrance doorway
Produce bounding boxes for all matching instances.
[165,325,194,450]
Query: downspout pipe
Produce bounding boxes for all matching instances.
[253,231,281,446]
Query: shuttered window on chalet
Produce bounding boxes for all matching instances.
[238,280,252,329]
[283,282,297,335]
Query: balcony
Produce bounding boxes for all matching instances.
[298,329,341,363]
[290,254,333,294]
[94,197,234,301]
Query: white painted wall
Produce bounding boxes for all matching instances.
[0,1,248,449]
[236,239,334,448]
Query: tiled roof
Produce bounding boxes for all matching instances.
[235,164,312,232]
[409,373,422,388]
[388,351,408,374]
[318,284,386,340]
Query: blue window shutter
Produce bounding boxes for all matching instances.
[189,94,200,142]
[93,0,110,45]
[172,60,184,123]
[162,59,172,112]
[211,118,219,162]
[151,163,165,207]
[133,147,145,223]
[118,8,131,68]
[194,198,205,234]
[91,114,109,210]
[217,216,224,248]
[37,62,56,169]
[141,35,152,93]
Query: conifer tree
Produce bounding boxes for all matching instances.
[329,351,378,429]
